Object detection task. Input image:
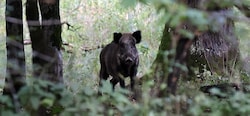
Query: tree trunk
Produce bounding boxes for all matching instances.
[3,0,26,112]
[151,0,241,96]
[26,0,63,115]
[26,0,63,83]
[167,36,193,95]
[169,6,240,95]
[149,24,172,97]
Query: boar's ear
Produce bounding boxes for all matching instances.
[113,32,122,43]
[132,30,141,44]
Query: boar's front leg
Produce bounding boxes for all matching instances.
[130,76,135,91]
[99,64,109,87]
[130,66,137,91]
[119,78,125,88]
[110,75,125,90]
[110,77,119,90]
[98,64,109,95]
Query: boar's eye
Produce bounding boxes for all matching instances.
[120,43,125,47]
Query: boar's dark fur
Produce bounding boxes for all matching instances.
[99,30,141,91]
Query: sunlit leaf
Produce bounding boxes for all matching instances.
[41,98,54,107]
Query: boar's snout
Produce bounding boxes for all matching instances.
[125,57,133,64]
[119,54,137,65]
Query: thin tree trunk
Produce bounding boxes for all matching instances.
[26,0,63,83]
[39,0,63,83]
[3,0,26,112]
[150,24,172,97]
[26,0,63,115]
[167,36,193,94]
[26,0,43,79]
[150,22,194,96]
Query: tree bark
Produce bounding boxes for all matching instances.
[26,0,63,115]
[149,24,172,97]
[26,0,63,83]
[167,2,241,95]
[3,0,26,112]
[167,36,193,95]
[151,0,242,96]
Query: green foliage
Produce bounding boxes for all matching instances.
[0,78,184,115]
[127,0,250,37]
[131,0,208,32]
[190,88,250,116]
[2,78,250,115]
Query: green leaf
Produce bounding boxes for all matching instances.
[1,110,16,116]
[100,81,113,94]
[41,98,54,107]
[179,29,194,39]
[30,96,40,110]
[0,95,13,108]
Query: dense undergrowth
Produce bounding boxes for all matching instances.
[1,77,250,116]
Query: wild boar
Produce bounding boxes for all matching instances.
[99,30,141,92]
